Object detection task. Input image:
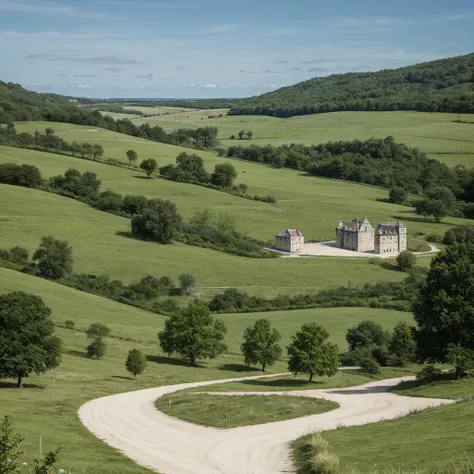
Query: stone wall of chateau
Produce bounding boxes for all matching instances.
[336,229,374,252]
[374,227,407,254]
[275,235,304,253]
[275,236,291,252]
[357,230,375,252]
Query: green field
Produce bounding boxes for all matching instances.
[156,392,338,428]
[0,266,410,471]
[4,126,470,245]
[0,183,413,294]
[392,375,474,399]
[294,401,474,473]
[122,110,474,168]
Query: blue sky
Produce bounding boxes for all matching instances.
[0,0,473,98]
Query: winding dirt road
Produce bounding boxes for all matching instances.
[78,375,452,474]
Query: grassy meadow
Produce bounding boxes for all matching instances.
[101,109,474,168]
[3,125,470,245]
[0,266,409,471]
[0,183,413,294]
[156,393,339,428]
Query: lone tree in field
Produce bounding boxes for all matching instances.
[396,250,416,272]
[33,236,73,280]
[389,321,416,367]
[238,130,245,140]
[246,130,253,139]
[287,323,339,382]
[158,303,227,365]
[241,318,282,371]
[86,322,111,359]
[346,320,389,351]
[140,158,158,178]
[131,198,182,244]
[126,149,138,166]
[414,243,474,379]
[179,273,195,295]
[125,349,147,378]
[0,292,62,388]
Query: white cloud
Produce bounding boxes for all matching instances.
[0,0,102,17]
[202,83,217,88]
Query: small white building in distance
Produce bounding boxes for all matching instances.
[374,221,407,254]
[275,229,304,253]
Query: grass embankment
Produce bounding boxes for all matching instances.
[156,393,338,428]
[392,374,474,399]
[125,110,474,168]
[0,266,412,472]
[0,183,413,297]
[293,376,474,474]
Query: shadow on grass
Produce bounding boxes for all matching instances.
[227,377,320,390]
[65,349,88,359]
[218,363,262,373]
[379,261,399,271]
[0,381,45,389]
[391,373,456,393]
[146,354,203,368]
[111,375,134,381]
[132,175,152,180]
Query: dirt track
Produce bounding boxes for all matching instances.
[78,375,452,474]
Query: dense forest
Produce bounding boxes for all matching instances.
[229,53,474,117]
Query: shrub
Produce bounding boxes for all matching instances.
[426,233,442,243]
[87,340,107,359]
[359,355,381,375]
[389,186,407,204]
[396,251,416,271]
[309,451,340,474]
[0,163,43,188]
[65,320,75,330]
[416,365,443,381]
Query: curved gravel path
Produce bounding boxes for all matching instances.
[78,375,452,474]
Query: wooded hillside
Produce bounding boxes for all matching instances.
[229,53,474,117]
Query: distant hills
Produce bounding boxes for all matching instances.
[229,53,474,117]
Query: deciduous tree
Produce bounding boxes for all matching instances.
[0,292,62,388]
[396,251,416,271]
[179,273,195,294]
[125,349,147,378]
[131,199,182,244]
[241,318,282,371]
[389,321,416,367]
[345,320,389,352]
[126,149,138,166]
[86,322,110,359]
[140,158,157,178]
[33,236,73,280]
[414,243,474,378]
[287,323,339,382]
[211,163,237,188]
[158,303,227,365]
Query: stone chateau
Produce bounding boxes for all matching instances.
[336,217,407,254]
[274,229,304,253]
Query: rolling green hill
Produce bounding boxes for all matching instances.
[229,53,474,117]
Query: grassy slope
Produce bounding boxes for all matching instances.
[293,377,474,473]
[0,267,409,471]
[127,110,474,168]
[392,375,474,399]
[0,184,410,294]
[155,393,338,428]
[3,128,470,243]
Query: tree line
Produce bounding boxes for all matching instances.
[224,136,474,220]
[0,236,196,316]
[228,53,474,117]
[0,163,274,258]
[159,152,276,203]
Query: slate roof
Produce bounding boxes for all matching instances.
[276,229,303,238]
[337,217,372,232]
[376,221,406,235]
